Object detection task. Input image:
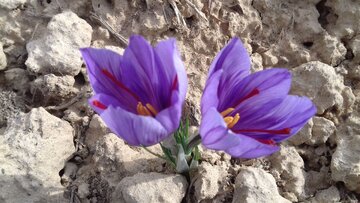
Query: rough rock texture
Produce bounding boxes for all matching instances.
[0,88,25,127]
[194,162,226,201]
[30,74,78,101]
[0,108,74,202]
[312,186,341,203]
[232,167,290,203]
[112,172,188,203]
[26,11,92,76]
[269,146,306,200]
[307,117,336,145]
[291,61,355,115]
[0,42,6,70]
[331,112,360,193]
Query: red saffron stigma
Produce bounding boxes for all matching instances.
[101,69,140,101]
[171,75,178,91]
[234,88,260,107]
[256,138,276,145]
[234,128,291,135]
[92,100,107,110]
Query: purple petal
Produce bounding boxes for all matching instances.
[208,38,250,79]
[233,95,316,142]
[154,38,188,102]
[88,93,122,114]
[218,68,291,112]
[80,48,138,112]
[100,105,170,146]
[200,107,280,158]
[121,35,186,110]
[156,90,182,133]
[200,69,223,114]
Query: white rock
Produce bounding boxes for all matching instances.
[0,0,26,10]
[194,162,226,201]
[112,172,188,203]
[26,11,92,76]
[30,74,77,100]
[0,43,6,70]
[288,118,313,145]
[312,33,346,66]
[90,133,166,186]
[313,186,341,203]
[4,68,29,93]
[291,61,355,114]
[251,53,263,72]
[0,107,74,202]
[306,117,336,145]
[232,167,290,203]
[326,0,360,39]
[331,113,360,193]
[85,114,110,149]
[269,146,306,200]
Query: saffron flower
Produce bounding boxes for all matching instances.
[80,35,187,146]
[200,38,316,158]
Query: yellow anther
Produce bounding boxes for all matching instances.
[136,102,144,115]
[137,102,157,116]
[227,113,240,128]
[221,107,235,117]
[142,105,151,116]
[146,103,158,116]
[224,116,234,125]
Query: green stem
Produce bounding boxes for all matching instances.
[142,146,167,161]
[188,134,201,151]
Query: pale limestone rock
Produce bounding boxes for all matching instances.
[312,33,346,66]
[112,172,188,203]
[194,162,225,201]
[0,0,26,10]
[306,117,336,145]
[232,167,290,203]
[291,61,355,115]
[0,42,6,70]
[91,133,166,186]
[331,113,360,193]
[85,114,110,150]
[0,89,25,127]
[326,0,360,39]
[30,74,77,100]
[312,186,341,203]
[0,108,74,202]
[4,68,29,93]
[269,146,306,200]
[26,0,90,17]
[251,53,263,72]
[26,11,92,76]
[288,118,313,145]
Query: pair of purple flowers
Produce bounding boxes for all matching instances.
[80,35,316,158]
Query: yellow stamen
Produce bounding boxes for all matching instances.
[142,105,151,116]
[146,103,158,116]
[137,102,144,115]
[227,113,240,128]
[221,107,235,117]
[137,102,149,116]
[224,116,234,125]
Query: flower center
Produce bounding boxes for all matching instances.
[221,107,240,128]
[99,69,159,117]
[137,102,158,117]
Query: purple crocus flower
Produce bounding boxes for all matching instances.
[200,38,316,158]
[80,35,187,146]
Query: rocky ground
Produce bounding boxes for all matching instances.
[0,0,359,202]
